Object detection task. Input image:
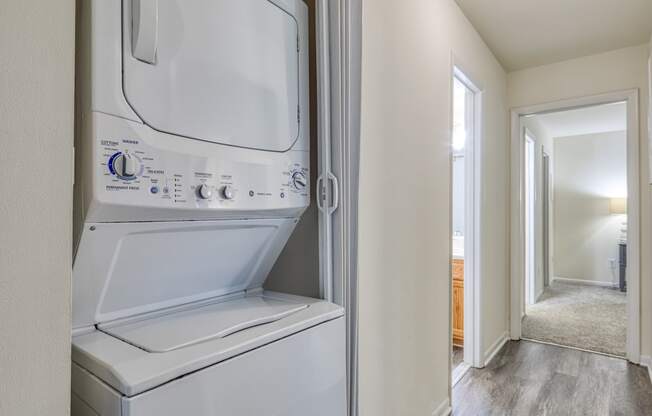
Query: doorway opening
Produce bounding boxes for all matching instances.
[511,91,639,361]
[451,66,482,385]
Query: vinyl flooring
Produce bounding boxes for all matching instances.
[452,340,652,416]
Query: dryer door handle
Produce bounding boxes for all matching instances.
[132,0,158,64]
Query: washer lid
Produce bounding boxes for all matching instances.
[72,293,344,396]
[99,295,308,352]
[122,0,301,152]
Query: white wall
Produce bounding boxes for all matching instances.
[553,131,627,284]
[359,0,508,413]
[0,1,75,415]
[508,44,651,357]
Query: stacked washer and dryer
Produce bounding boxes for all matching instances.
[71,1,346,415]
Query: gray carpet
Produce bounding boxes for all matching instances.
[522,282,626,357]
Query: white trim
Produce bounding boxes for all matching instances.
[510,89,641,364]
[625,90,641,364]
[640,355,652,383]
[524,130,536,306]
[510,108,524,340]
[431,398,452,416]
[542,149,553,287]
[316,0,334,303]
[551,276,618,288]
[450,55,484,371]
[523,337,626,360]
[483,332,509,367]
[452,362,471,387]
[318,1,362,415]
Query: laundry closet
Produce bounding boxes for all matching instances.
[71,1,346,415]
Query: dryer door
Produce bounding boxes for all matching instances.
[122,0,302,152]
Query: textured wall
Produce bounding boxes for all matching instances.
[0,1,75,414]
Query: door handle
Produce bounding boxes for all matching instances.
[316,175,325,212]
[132,0,158,64]
[327,172,339,214]
[316,173,339,214]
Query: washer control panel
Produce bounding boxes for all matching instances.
[96,136,309,213]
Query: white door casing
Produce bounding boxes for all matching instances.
[509,90,640,363]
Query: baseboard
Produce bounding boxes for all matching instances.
[431,398,452,416]
[452,362,471,387]
[484,331,509,367]
[640,355,652,383]
[522,337,625,360]
[535,288,544,302]
[552,276,618,288]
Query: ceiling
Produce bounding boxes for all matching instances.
[455,0,652,71]
[532,102,626,139]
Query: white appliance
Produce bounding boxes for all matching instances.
[71,1,346,415]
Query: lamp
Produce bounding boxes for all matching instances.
[609,197,627,243]
[609,198,627,215]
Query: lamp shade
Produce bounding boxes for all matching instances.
[609,197,627,215]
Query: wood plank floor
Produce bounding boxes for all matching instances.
[452,340,652,416]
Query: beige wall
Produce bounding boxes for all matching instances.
[358,0,508,413]
[553,131,627,284]
[0,1,75,415]
[508,44,651,356]
[649,36,652,184]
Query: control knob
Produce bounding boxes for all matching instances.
[114,153,137,178]
[221,185,235,200]
[292,171,308,191]
[197,184,212,199]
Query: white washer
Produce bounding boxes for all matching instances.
[72,1,346,415]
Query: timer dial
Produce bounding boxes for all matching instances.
[292,171,308,191]
[114,153,137,178]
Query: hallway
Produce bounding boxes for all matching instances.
[452,341,652,415]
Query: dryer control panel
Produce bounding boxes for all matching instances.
[88,113,310,221]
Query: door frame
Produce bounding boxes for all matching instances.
[316,0,362,414]
[524,131,536,306]
[542,150,551,289]
[509,89,640,363]
[450,58,484,373]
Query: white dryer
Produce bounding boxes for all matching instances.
[71,1,346,415]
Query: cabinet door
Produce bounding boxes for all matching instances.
[452,259,464,347]
[452,279,464,346]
